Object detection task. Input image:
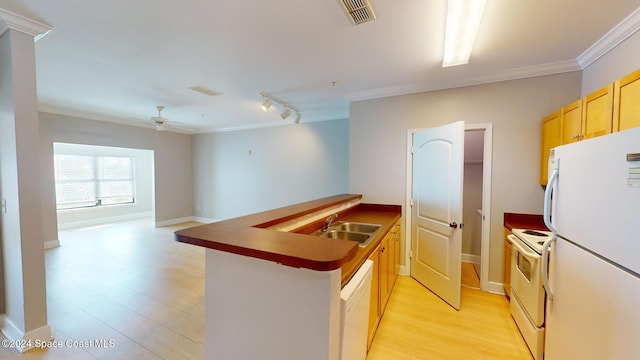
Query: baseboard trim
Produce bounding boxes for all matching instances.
[0,315,52,353]
[486,281,506,295]
[461,253,481,264]
[57,211,152,230]
[155,216,219,227]
[44,240,60,249]
[398,265,408,276]
[191,216,218,224]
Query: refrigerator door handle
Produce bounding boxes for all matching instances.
[543,158,558,302]
[544,159,559,233]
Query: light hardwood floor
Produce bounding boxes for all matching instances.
[1,220,531,359]
[1,220,205,359]
[367,276,533,360]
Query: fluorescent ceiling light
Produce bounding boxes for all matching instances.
[442,0,487,67]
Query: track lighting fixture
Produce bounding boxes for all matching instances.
[260,98,272,112]
[259,91,302,124]
[280,107,292,120]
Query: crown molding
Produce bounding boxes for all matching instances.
[38,103,194,134]
[344,59,581,102]
[346,6,640,102]
[577,6,640,68]
[0,8,52,41]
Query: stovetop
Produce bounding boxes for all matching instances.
[512,228,553,254]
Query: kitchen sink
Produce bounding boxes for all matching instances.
[312,221,383,247]
[332,221,381,234]
[322,230,370,243]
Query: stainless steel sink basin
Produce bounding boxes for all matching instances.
[322,230,370,243]
[312,221,383,247]
[332,221,381,234]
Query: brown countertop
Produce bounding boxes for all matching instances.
[503,212,549,232]
[330,204,401,287]
[175,194,401,277]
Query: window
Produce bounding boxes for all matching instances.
[54,154,135,210]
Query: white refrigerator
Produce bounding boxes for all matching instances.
[542,127,640,359]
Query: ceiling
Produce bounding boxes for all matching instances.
[3,0,640,133]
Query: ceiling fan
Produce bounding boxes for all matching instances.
[151,105,169,131]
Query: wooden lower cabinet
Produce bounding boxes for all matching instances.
[389,222,401,292]
[367,220,401,350]
[367,247,380,348]
[503,228,512,300]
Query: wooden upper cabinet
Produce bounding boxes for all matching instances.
[613,69,640,132]
[583,83,614,139]
[561,99,583,144]
[540,110,561,185]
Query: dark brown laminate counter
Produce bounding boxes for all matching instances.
[175,194,401,282]
[503,212,549,232]
[293,203,401,286]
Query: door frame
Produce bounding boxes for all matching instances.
[404,123,493,292]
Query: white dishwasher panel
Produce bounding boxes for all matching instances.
[340,259,373,360]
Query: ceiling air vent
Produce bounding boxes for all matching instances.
[189,85,222,97]
[338,0,376,25]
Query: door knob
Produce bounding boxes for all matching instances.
[449,222,458,229]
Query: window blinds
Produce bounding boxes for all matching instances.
[54,154,135,210]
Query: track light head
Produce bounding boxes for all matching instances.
[260,98,272,112]
[259,91,300,123]
[280,107,292,120]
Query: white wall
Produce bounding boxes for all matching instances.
[192,119,349,220]
[582,30,640,95]
[0,28,49,343]
[349,72,583,283]
[462,163,483,258]
[53,143,154,230]
[39,112,193,244]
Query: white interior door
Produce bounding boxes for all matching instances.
[410,121,464,310]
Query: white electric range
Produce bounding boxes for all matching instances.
[508,227,553,360]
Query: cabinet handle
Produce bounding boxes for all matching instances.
[380,247,385,253]
[449,222,458,229]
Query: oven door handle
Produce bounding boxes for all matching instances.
[507,235,540,261]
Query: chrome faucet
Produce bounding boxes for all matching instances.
[323,213,339,231]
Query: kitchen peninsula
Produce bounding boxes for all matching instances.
[175,194,401,360]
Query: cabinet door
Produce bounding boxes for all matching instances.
[393,222,401,281]
[613,69,640,132]
[387,222,400,292]
[379,235,390,309]
[540,110,561,185]
[561,99,583,144]
[367,247,380,349]
[386,230,396,293]
[583,83,613,139]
